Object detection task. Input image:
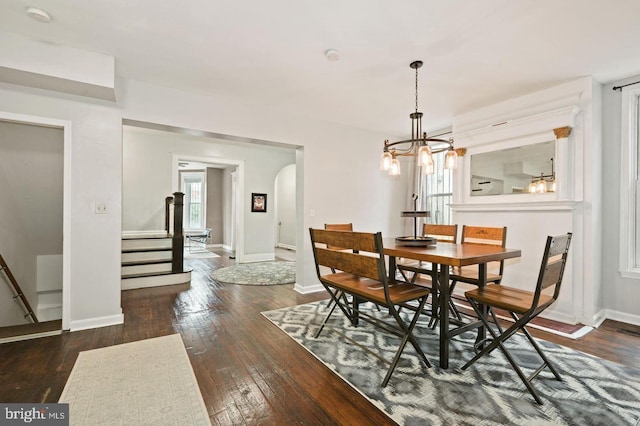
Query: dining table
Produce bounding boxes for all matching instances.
[383,239,522,369]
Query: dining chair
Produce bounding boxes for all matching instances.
[323,223,356,309]
[446,225,507,321]
[396,224,458,325]
[461,233,572,405]
[324,223,354,251]
[309,228,432,386]
[397,223,459,281]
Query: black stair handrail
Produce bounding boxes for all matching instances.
[0,254,38,323]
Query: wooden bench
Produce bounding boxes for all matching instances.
[309,228,432,386]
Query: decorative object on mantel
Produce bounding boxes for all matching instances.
[379,60,459,176]
[529,158,557,193]
[395,194,436,246]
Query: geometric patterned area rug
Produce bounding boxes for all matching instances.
[59,334,211,426]
[211,261,295,285]
[262,301,640,426]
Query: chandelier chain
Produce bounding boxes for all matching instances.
[415,66,419,113]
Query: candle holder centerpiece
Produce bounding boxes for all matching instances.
[395,194,436,247]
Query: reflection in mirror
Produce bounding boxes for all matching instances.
[470,141,555,196]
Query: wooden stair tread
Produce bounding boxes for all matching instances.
[122,259,172,267]
[121,247,172,254]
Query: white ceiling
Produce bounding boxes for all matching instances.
[2,0,640,137]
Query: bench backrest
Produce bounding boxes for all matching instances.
[309,228,385,281]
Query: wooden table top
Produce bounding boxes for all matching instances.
[383,239,521,267]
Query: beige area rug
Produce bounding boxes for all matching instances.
[59,334,211,426]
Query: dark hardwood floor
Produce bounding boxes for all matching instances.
[0,247,639,425]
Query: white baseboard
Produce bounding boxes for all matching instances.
[294,283,324,294]
[603,309,640,327]
[241,253,276,263]
[70,312,124,332]
[276,243,296,251]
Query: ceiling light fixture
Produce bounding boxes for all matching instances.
[380,60,457,176]
[26,6,52,23]
[324,49,340,61]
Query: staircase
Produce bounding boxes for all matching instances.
[121,192,191,290]
[121,234,191,290]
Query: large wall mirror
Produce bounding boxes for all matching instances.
[470,140,555,196]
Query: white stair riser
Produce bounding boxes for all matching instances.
[122,250,172,262]
[122,238,172,250]
[121,271,191,290]
[121,263,172,275]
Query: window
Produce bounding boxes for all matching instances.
[619,88,640,277]
[422,149,453,225]
[181,171,206,230]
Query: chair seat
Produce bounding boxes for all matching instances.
[450,266,502,284]
[322,272,430,305]
[465,284,553,314]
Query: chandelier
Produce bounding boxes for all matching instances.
[528,158,556,193]
[380,60,458,176]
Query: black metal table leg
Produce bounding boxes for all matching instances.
[438,263,449,369]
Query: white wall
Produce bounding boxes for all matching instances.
[275,164,296,249]
[602,74,640,325]
[0,121,63,326]
[0,150,33,326]
[0,66,407,329]
[452,77,602,326]
[123,126,297,258]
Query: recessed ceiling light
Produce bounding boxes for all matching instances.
[324,49,340,61]
[26,6,52,23]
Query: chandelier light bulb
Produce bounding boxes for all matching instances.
[380,150,392,171]
[389,158,401,176]
[417,145,433,167]
[444,148,458,170]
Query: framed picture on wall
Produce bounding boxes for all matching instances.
[251,193,267,212]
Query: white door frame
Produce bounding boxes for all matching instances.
[172,154,245,262]
[0,111,72,331]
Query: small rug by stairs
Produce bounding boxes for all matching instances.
[184,249,220,259]
[262,301,640,425]
[211,261,295,285]
[59,334,211,426]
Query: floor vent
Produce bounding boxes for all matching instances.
[618,328,640,337]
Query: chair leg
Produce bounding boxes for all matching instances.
[509,312,562,381]
[462,299,546,404]
[315,287,354,338]
[382,295,431,387]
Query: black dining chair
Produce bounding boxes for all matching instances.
[461,233,572,405]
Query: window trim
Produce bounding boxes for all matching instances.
[619,87,640,278]
[181,170,206,231]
